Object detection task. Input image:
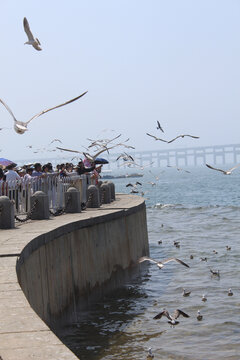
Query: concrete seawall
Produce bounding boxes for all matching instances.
[0,194,149,359]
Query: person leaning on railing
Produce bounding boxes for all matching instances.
[76,160,95,175]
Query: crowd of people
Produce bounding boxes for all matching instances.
[0,158,103,184]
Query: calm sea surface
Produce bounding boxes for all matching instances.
[62,166,240,360]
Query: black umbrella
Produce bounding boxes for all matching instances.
[94,157,109,165]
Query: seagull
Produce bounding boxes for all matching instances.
[50,139,62,144]
[167,165,191,173]
[147,133,199,143]
[153,309,190,325]
[210,269,220,277]
[182,288,191,297]
[0,92,87,134]
[147,348,154,359]
[138,256,189,269]
[147,181,156,186]
[190,255,194,259]
[200,257,207,262]
[146,133,168,142]
[130,189,139,194]
[116,152,134,162]
[228,288,233,296]
[226,246,231,251]
[167,134,199,143]
[174,240,180,248]
[202,294,207,302]
[126,181,142,188]
[206,163,240,175]
[197,310,203,321]
[213,249,218,254]
[23,17,42,51]
[156,120,164,133]
[83,145,117,162]
[158,240,162,244]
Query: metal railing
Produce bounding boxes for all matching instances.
[0,174,90,215]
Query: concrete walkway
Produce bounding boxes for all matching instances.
[0,194,144,360]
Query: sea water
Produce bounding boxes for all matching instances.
[62,166,240,360]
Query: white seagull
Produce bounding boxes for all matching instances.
[138,256,189,269]
[0,91,87,134]
[206,163,240,175]
[23,17,42,51]
[153,309,190,325]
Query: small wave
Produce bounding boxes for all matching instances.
[149,203,240,212]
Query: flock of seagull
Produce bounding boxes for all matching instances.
[138,237,235,359]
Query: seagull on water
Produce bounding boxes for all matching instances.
[202,294,207,302]
[226,246,231,251]
[0,92,87,134]
[228,288,233,296]
[182,288,191,297]
[210,269,220,277]
[206,163,240,175]
[138,256,189,269]
[197,310,203,321]
[23,17,42,51]
[147,348,154,359]
[153,309,190,325]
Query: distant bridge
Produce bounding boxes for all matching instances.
[105,143,240,169]
[16,143,240,169]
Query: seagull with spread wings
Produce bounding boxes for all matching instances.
[0,91,87,134]
[167,134,199,143]
[146,133,168,142]
[206,163,240,175]
[156,120,164,133]
[153,309,190,325]
[23,17,42,51]
[147,133,199,143]
[138,256,189,269]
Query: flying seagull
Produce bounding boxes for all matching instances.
[147,133,199,143]
[167,165,191,173]
[156,120,164,133]
[146,133,168,142]
[138,256,189,269]
[206,163,240,175]
[23,17,42,51]
[116,152,134,162]
[50,139,62,144]
[0,91,87,134]
[153,309,190,325]
[167,134,199,143]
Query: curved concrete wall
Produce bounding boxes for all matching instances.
[16,195,149,328]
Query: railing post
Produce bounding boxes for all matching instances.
[30,191,49,220]
[104,181,115,201]
[100,183,111,204]
[0,196,15,229]
[87,185,100,208]
[64,187,81,213]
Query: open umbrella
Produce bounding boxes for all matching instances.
[95,157,109,165]
[0,158,16,167]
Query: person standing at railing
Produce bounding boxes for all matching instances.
[5,163,20,210]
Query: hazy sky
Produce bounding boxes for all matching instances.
[1,0,240,162]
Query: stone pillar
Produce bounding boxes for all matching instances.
[0,196,15,229]
[105,181,115,201]
[30,191,49,220]
[100,183,111,204]
[87,185,100,208]
[64,187,81,213]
